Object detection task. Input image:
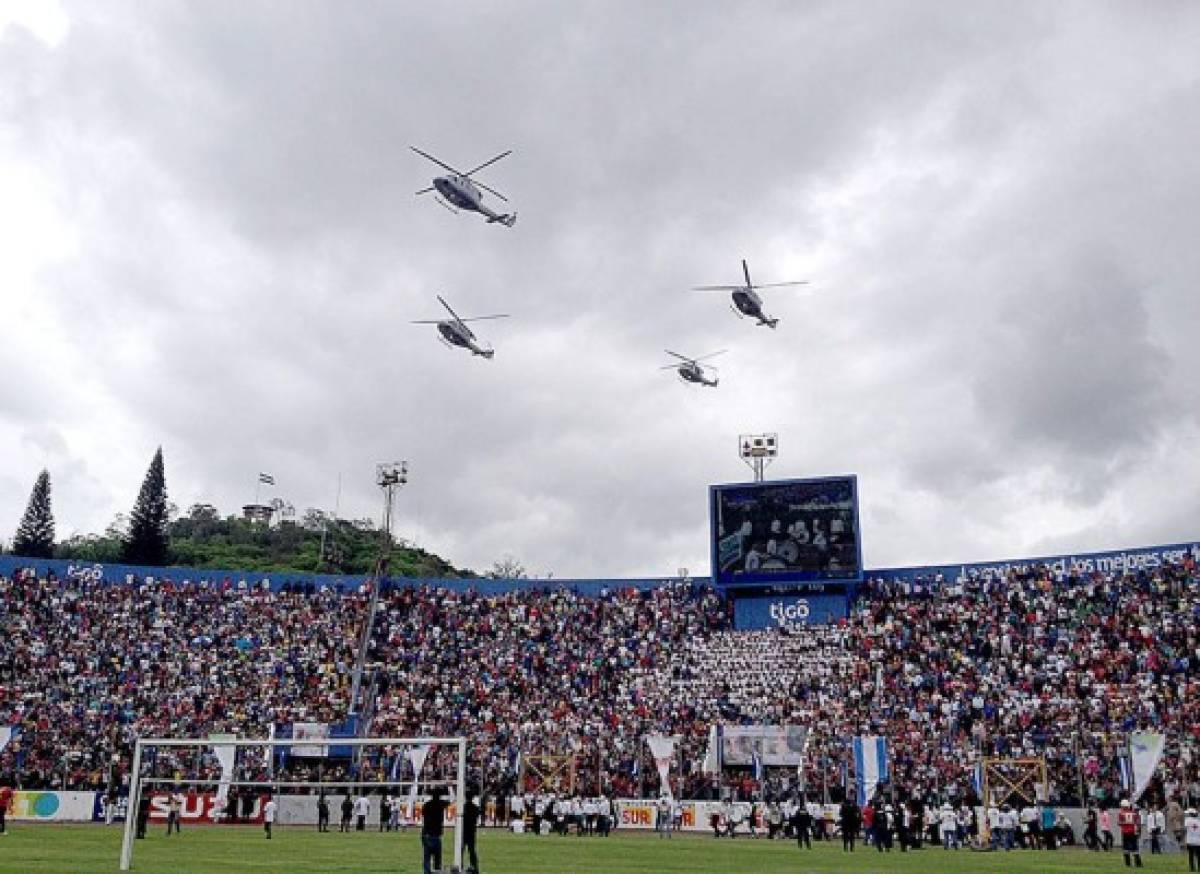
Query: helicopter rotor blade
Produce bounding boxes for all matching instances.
[475,182,509,203]
[464,149,513,177]
[410,319,444,324]
[410,146,464,176]
[742,259,753,289]
[663,349,696,364]
[749,280,810,290]
[691,285,741,292]
[457,314,511,323]
[437,295,465,324]
[694,349,728,363]
[414,186,436,196]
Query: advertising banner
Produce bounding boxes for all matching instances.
[9,791,97,822]
[92,793,129,823]
[732,592,848,629]
[145,791,265,825]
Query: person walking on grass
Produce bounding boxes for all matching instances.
[421,785,450,874]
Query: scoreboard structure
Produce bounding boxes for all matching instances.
[709,475,862,629]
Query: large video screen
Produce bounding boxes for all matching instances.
[710,476,862,586]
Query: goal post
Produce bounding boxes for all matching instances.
[119,735,467,872]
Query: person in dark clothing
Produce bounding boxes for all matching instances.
[340,793,354,833]
[1085,806,1101,851]
[317,792,330,832]
[422,786,450,874]
[240,791,253,823]
[875,806,893,852]
[135,794,151,839]
[380,794,391,832]
[840,798,862,852]
[793,801,812,849]
[463,791,482,874]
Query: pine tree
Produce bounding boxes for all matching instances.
[123,447,170,566]
[13,469,55,558]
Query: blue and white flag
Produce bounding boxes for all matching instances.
[752,751,764,782]
[853,736,889,806]
[389,752,402,782]
[631,756,640,778]
[1118,755,1132,792]
[972,762,984,798]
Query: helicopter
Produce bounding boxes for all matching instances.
[692,259,808,328]
[411,146,517,227]
[660,349,726,387]
[411,295,510,359]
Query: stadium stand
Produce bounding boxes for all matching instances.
[1,554,1198,811]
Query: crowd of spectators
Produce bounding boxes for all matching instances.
[1,553,1197,812]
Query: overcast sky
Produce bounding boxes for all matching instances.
[3,1,1199,578]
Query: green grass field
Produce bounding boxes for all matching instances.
[0,825,1185,873]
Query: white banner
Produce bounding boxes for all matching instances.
[703,725,808,767]
[210,733,237,804]
[10,791,97,822]
[1130,731,1165,802]
[291,722,330,758]
[645,736,677,799]
[0,726,15,754]
[407,744,432,819]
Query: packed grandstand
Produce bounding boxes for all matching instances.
[2,541,1198,824]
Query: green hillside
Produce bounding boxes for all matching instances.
[52,503,470,577]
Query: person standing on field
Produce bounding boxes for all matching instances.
[421,785,450,874]
[354,793,370,831]
[263,793,276,839]
[317,792,329,832]
[1184,807,1200,872]
[0,782,12,836]
[1118,799,1143,868]
[339,793,353,832]
[463,789,482,874]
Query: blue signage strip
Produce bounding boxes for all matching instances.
[733,592,848,629]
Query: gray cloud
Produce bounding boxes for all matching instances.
[3,1,1200,575]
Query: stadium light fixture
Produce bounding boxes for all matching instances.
[739,432,778,482]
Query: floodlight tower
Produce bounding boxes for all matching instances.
[739,433,778,482]
[349,461,408,719]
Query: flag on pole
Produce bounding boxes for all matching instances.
[752,751,764,782]
[1118,755,1132,792]
[852,736,889,806]
[389,751,402,782]
[258,473,275,486]
[1129,731,1165,801]
[972,762,984,798]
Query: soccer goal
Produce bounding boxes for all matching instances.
[118,735,467,872]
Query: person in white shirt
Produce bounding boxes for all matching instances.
[939,803,958,849]
[656,796,671,839]
[672,799,683,833]
[1149,804,1167,854]
[263,794,277,840]
[1183,807,1200,872]
[354,794,370,831]
[598,796,613,837]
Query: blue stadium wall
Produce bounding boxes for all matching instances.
[1,540,1195,631]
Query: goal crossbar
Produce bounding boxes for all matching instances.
[119,735,466,872]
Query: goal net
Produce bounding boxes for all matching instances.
[118,735,467,872]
